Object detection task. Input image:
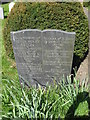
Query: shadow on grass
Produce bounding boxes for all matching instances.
[65,91,90,120]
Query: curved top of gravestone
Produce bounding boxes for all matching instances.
[11,29,76,35]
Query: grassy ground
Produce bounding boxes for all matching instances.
[1,3,9,18]
[1,18,19,81]
[0,11,19,118]
[1,3,19,81]
[0,17,19,119]
[88,5,90,10]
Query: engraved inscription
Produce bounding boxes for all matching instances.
[11,29,75,86]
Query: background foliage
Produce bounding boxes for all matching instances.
[83,0,90,7]
[3,2,89,69]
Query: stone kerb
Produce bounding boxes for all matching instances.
[11,29,75,86]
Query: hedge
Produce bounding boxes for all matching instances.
[3,2,89,68]
[83,0,90,7]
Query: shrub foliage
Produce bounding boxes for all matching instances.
[83,0,90,7]
[3,2,89,67]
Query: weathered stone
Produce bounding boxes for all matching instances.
[0,7,4,19]
[9,2,15,12]
[11,29,75,86]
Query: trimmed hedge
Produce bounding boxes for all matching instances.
[3,2,89,68]
[83,0,90,7]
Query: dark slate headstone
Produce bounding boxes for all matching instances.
[11,29,75,86]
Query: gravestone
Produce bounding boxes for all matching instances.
[9,2,15,12]
[0,7,4,19]
[11,29,75,86]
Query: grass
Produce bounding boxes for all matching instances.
[1,18,19,81]
[1,77,89,119]
[1,9,19,118]
[88,5,90,10]
[0,3,90,119]
[0,8,19,119]
[0,2,19,81]
[1,3,9,18]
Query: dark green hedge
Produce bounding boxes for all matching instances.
[83,0,90,7]
[3,2,89,68]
